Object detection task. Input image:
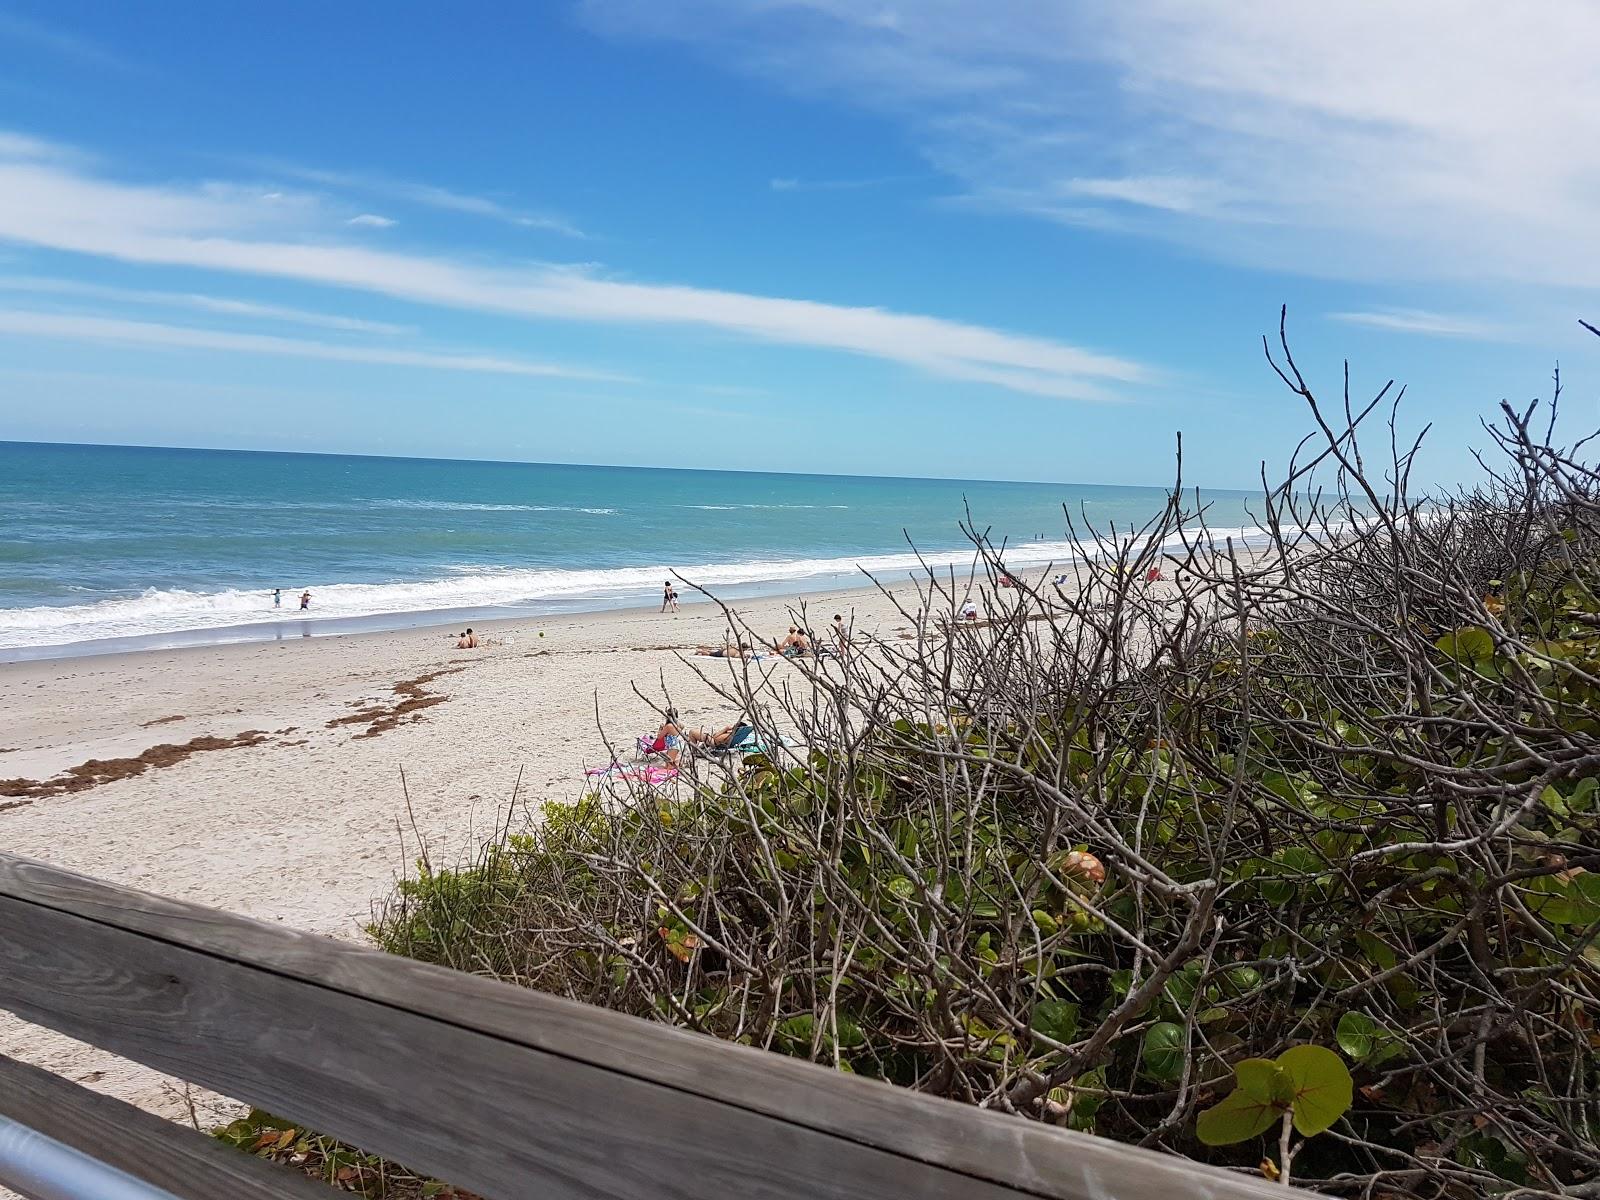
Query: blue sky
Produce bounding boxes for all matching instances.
[0,1,1595,487]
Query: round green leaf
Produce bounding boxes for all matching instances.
[1196,1086,1282,1146]
[1277,1044,1353,1135]
[1336,1011,1376,1060]
[1031,999,1079,1045]
[1141,1021,1186,1082]
[1436,625,1495,666]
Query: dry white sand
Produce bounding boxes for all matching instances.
[0,578,949,1128]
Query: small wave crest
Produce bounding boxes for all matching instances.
[364,499,617,514]
[676,503,849,511]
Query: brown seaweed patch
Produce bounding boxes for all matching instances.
[139,714,187,728]
[326,667,465,740]
[0,731,270,799]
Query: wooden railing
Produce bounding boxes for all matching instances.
[0,852,1301,1199]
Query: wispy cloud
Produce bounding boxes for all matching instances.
[252,160,585,237]
[0,309,632,381]
[0,276,414,336]
[580,0,1600,291]
[346,213,397,229]
[1326,308,1506,340]
[1059,176,1228,216]
[0,12,137,73]
[770,175,907,192]
[0,133,1152,401]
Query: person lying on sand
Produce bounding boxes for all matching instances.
[695,642,756,659]
[686,718,755,750]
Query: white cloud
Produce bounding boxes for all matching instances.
[255,161,586,238]
[578,0,1600,291]
[0,131,76,161]
[0,310,631,381]
[346,213,397,229]
[1060,177,1226,216]
[1326,309,1505,340]
[0,134,1151,401]
[0,276,414,336]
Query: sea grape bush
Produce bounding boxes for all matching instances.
[373,322,1600,1197]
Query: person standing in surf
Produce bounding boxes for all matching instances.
[299,590,311,611]
[272,588,281,608]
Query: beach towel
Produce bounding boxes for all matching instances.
[585,763,680,786]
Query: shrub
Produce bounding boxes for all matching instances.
[372,323,1600,1196]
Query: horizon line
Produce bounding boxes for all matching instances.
[0,437,1221,494]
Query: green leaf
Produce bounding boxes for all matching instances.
[1277,1044,1353,1136]
[1031,998,1079,1045]
[1336,1011,1376,1060]
[1336,1012,1405,1066]
[1526,871,1600,926]
[1196,1083,1283,1146]
[833,1015,866,1049]
[1141,1021,1186,1082]
[1436,625,1495,667]
[1234,1057,1295,1106]
[1163,961,1202,1012]
[1221,965,1262,997]
[776,1014,816,1049]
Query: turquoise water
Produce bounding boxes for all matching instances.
[0,442,1262,655]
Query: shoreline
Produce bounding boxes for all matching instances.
[0,529,1278,665]
[0,566,933,664]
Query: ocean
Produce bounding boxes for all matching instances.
[0,442,1263,658]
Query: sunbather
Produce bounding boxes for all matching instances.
[695,643,756,659]
[650,707,688,765]
[687,718,756,750]
[774,627,813,656]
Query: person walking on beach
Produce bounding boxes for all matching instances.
[832,614,849,654]
[661,580,678,613]
[299,590,311,611]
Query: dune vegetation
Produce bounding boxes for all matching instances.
[369,326,1600,1197]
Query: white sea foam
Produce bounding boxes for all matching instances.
[363,498,616,513]
[0,527,1268,650]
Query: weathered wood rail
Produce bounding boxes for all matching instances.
[0,852,1301,1199]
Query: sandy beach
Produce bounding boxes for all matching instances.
[0,575,954,1125]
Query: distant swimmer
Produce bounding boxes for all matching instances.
[299,590,311,610]
[272,588,281,607]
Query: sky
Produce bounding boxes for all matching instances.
[0,1,1596,487]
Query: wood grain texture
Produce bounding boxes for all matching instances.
[0,851,1298,1200]
[0,1053,328,1200]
